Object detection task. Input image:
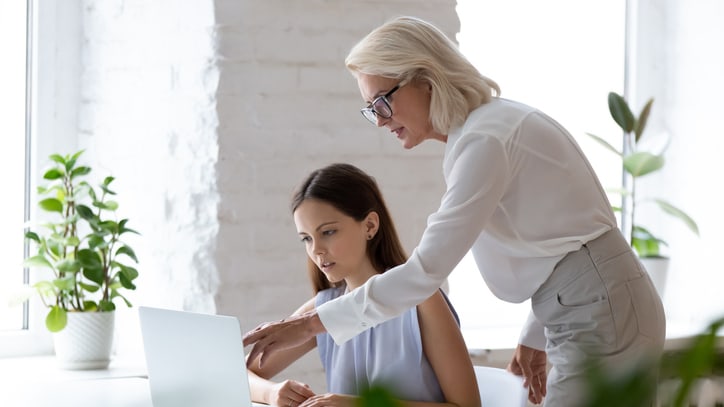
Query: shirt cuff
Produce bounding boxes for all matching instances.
[316,289,372,345]
[519,310,547,350]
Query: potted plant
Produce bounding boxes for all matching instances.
[587,92,699,296]
[23,150,139,369]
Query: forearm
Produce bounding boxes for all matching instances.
[247,370,277,405]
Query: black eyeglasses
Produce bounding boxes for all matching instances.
[360,84,402,124]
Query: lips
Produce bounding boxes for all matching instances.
[392,127,404,138]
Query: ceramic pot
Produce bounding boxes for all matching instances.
[53,311,115,370]
[639,257,670,299]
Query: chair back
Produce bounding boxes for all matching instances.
[473,365,528,407]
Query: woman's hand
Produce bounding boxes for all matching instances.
[244,310,325,368]
[267,379,316,407]
[508,343,547,404]
[297,393,357,407]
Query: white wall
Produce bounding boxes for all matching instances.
[631,0,724,327]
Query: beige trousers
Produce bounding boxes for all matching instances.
[532,229,666,407]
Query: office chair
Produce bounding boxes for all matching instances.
[473,365,528,407]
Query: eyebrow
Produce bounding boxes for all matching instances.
[366,87,394,104]
[297,221,339,235]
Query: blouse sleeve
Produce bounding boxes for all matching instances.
[318,133,510,344]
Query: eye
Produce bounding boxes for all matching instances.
[300,235,311,244]
[322,229,336,237]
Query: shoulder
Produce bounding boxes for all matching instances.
[416,290,457,323]
[314,286,345,306]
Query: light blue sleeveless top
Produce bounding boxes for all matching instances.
[315,286,455,402]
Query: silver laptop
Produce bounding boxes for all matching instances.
[139,306,266,407]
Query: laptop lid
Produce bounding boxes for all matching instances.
[139,306,264,407]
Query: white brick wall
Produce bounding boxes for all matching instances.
[71,0,458,392]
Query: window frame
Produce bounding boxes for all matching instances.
[0,0,80,357]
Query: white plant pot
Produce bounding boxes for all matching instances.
[639,257,670,299]
[53,311,115,370]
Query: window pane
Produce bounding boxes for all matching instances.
[451,0,626,349]
[0,0,29,331]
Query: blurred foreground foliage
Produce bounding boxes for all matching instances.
[583,317,724,407]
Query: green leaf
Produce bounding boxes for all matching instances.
[53,275,76,291]
[83,301,98,311]
[49,154,66,165]
[112,290,133,307]
[69,150,85,164]
[87,234,108,250]
[65,235,81,247]
[586,133,623,156]
[97,200,119,211]
[608,92,635,133]
[76,204,95,221]
[118,269,137,290]
[45,306,68,332]
[23,254,54,269]
[98,300,116,312]
[631,226,667,258]
[116,245,139,263]
[70,166,91,178]
[653,199,700,236]
[78,249,105,285]
[98,220,119,234]
[78,281,100,293]
[357,385,402,407]
[634,98,654,143]
[33,280,56,298]
[25,231,40,243]
[39,198,63,213]
[56,259,80,273]
[43,168,64,180]
[623,152,664,177]
[101,177,117,195]
[119,224,140,236]
[77,248,103,269]
[83,268,105,286]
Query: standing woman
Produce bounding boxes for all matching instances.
[245,16,665,407]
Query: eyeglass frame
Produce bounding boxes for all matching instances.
[360,82,404,124]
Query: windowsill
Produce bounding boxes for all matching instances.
[463,317,724,368]
[0,353,148,385]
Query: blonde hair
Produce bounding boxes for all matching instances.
[345,16,501,135]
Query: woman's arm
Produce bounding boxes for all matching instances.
[248,297,319,405]
[412,291,481,407]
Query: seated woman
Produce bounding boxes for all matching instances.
[247,163,480,407]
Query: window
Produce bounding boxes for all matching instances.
[450,0,626,349]
[0,0,30,333]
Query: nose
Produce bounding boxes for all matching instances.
[376,114,390,127]
[311,239,326,255]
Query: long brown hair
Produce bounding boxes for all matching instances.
[291,163,408,294]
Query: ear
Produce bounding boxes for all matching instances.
[364,211,380,239]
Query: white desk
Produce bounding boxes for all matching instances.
[0,355,151,407]
[2,376,153,407]
[0,355,268,407]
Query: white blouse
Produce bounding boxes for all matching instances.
[317,98,617,349]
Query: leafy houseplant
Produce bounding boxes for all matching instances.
[587,92,699,258]
[24,150,139,332]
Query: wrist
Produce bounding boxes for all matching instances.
[304,310,326,335]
